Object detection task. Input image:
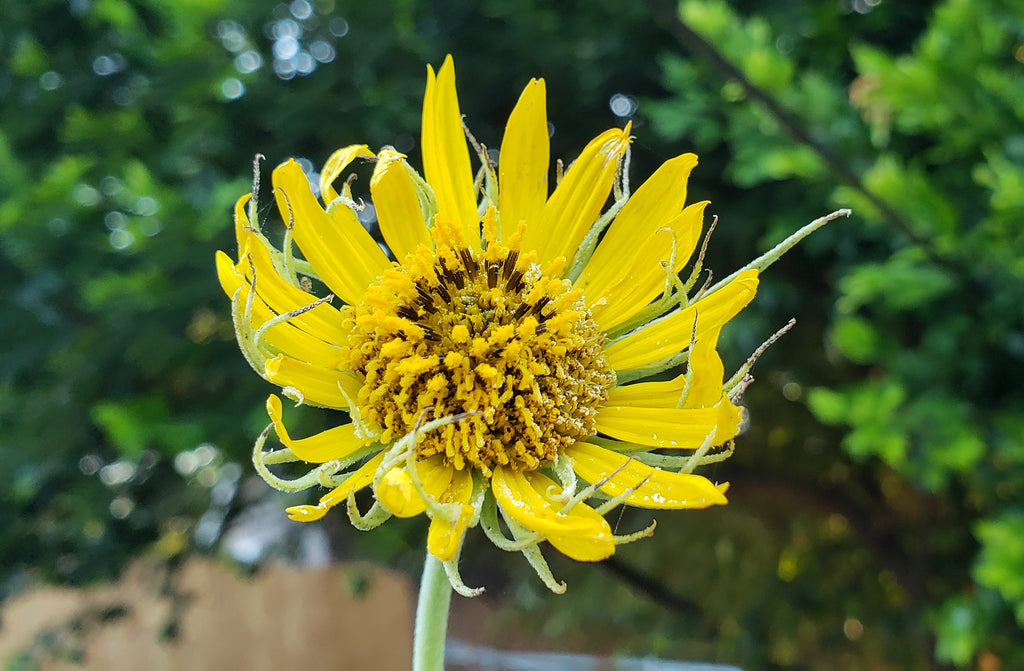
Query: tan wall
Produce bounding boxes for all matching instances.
[0,558,414,671]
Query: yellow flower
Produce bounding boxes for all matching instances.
[216,56,759,594]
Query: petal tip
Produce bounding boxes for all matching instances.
[286,504,327,522]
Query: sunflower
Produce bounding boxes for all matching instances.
[216,56,761,594]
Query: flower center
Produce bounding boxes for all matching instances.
[347,238,614,475]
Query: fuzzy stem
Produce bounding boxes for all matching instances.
[412,552,452,671]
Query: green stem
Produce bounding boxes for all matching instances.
[412,552,452,671]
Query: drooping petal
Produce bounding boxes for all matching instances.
[683,325,726,409]
[216,251,346,368]
[595,401,742,449]
[577,153,698,298]
[422,55,479,246]
[603,270,759,372]
[567,442,727,509]
[264,354,361,409]
[427,467,475,561]
[370,148,434,259]
[232,193,254,253]
[521,126,630,267]
[588,202,707,331]
[265,394,368,463]
[272,159,389,304]
[286,452,386,522]
[491,468,614,562]
[374,455,453,518]
[498,78,548,238]
[604,324,726,409]
[225,207,350,344]
[319,145,375,203]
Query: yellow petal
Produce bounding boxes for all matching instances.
[215,248,244,298]
[217,251,347,367]
[272,159,389,304]
[498,78,548,238]
[422,55,479,246]
[521,126,630,267]
[232,193,252,253]
[370,149,434,259]
[319,145,375,203]
[577,153,698,298]
[589,202,707,331]
[567,442,727,509]
[374,455,453,518]
[427,468,475,561]
[236,231,349,343]
[285,504,329,522]
[491,468,614,562]
[286,452,387,521]
[265,394,367,463]
[684,325,726,409]
[264,354,361,409]
[605,325,725,409]
[605,372,689,407]
[603,270,759,372]
[595,401,742,449]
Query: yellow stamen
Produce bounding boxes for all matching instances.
[348,238,614,475]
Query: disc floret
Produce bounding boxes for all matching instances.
[348,234,614,475]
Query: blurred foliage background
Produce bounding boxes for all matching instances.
[2,0,1023,668]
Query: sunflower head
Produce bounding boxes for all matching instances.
[217,55,764,595]
[348,228,615,475]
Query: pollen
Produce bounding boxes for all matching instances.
[348,238,615,475]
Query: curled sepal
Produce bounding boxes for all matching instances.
[479,491,542,552]
[613,520,657,545]
[252,424,344,493]
[568,442,727,509]
[346,494,393,531]
[498,507,567,594]
[285,452,386,522]
[441,542,485,597]
[491,468,615,562]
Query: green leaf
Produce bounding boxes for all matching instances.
[974,511,1024,626]
[830,315,880,364]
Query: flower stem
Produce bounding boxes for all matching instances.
[412,552,452,671]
